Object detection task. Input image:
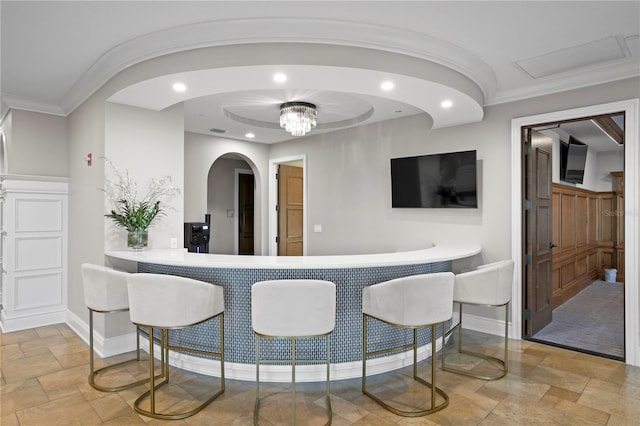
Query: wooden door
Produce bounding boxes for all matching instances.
[277,165,303,256]
[238,173,254,255]
[524,128,554,335]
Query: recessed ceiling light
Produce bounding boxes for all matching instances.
[441,100,453,108]
[172,82,187,92]
[245,132,255,139]
[381,81,394,91]
[273,73,287,83]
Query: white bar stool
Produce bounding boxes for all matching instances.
[81,263,160,392]
[362,272,454,417]
[127,273,225,420]
[442,259,514,380]
[251,279,336,426]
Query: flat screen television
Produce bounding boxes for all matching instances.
[391,150,478,208]
[560,135,588,184]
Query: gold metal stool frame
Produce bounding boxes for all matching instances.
[254,332,332,425]
[442,300,509,380]
[362,314,449,417]
[87,308,164,392]
[132,312,225,420]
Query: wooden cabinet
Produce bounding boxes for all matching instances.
[551,184,598,308]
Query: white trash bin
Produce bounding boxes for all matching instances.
[604,269,617,283]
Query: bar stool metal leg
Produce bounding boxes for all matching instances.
[88,309,162,392]
[362,314,449,417]
[442,301,509,380]
[133,313,225,420]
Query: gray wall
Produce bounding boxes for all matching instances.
[207,157,252,254]
[184,132,269,254]
[3,109,68,177]
[266,77,639,266]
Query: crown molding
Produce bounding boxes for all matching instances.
[59,17,494,116]
[486,60,640,106]
[1,93,66,116]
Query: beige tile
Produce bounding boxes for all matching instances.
[0,329,39,346]
[34,325,63,338]
[15,394,103,425]
[490,394,603,425]
[3,325,640,425]
[554,399,609,425]
[89,393,136,423]
[0,413,20,426]
[0,343,25,363]
[578,382,640,420]
[1,351,62,384]
[18,334,68,358]
[0,378,50,415]
[526,364,590,394]
[37,364,91,401]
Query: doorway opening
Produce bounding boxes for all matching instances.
[523,114,625,360]
[511,99,638,366]
[269,155,307,256]
[208,154,256,255]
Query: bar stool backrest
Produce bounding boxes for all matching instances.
[454,260,514,306]
[127,273,224,328]
[252,279,336,336]
[81,263,130,312]
[362,272,454,326]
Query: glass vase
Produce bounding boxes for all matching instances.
[127,230,148,250]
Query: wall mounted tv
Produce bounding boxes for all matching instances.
[560,135,588,184]
[390,150,478,208]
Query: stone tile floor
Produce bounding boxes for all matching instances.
[2,324,639,425]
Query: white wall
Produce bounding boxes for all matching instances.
[184,132,269,254]
[104,103,185,251]
[207,158,251,254]
[549,130,622,193]
[595,150,625,192]
[266,78,639,270]
[269,112,505,264]
[67,96,108,334]
[4,109,68,177]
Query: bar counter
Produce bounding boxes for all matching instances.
[106,243,481,382]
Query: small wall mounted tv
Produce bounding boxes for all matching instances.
[560,135,588,184]
[391,150,478,208]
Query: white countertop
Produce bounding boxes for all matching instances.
[106,243,481,269]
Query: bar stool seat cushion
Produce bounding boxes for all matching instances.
[82,263,129,311]
[127,273,224,328]
[252,279,336,336]
[453,260,513,306]
[362,274,454,326]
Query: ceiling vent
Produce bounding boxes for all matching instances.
[516,35,630,79]
[209,128,227,134]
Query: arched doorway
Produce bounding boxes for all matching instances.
[207,154,256,255]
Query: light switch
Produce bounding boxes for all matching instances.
[314,224,322,233]
[227,209,234,218]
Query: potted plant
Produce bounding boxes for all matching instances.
[103,159,180,249]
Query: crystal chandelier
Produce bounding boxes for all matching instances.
[279,102,317,137]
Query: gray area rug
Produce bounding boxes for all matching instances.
[533,280,624,359]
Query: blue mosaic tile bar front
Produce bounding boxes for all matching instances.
[139,261,451,365]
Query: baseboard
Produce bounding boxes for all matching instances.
[0,310,66,333]
[66,309,137,358]
[456,310,512,338]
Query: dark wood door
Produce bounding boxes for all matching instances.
[277,164,303,256]
[524,128,554,335]
[238,173,254,255]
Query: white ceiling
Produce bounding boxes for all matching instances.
[1,1,639,145]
